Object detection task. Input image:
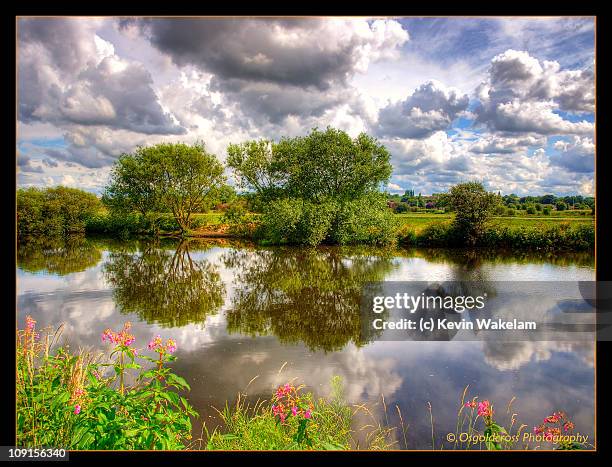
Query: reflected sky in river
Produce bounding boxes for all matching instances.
[16,238,595,449]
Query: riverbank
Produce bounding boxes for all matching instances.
[80,211,594,251]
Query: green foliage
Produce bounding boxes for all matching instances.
[482,223,594,250]
[445,182,501,245]
[221,202,258,237]
[228,127,392,203]
[260,198,305,245]
[543,207,551,216]
[104,142,225,231]
[260,194,397,246]
[17,186,102,238]
[228,127,393,246]
[17,322,197,450]
[526,206,536,215]
[226,140,285,201]
[206,378,352,450]
[556,201,567,211]
[330,194,398,246]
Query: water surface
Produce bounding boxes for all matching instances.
[16,237,595,449]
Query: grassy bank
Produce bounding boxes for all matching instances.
[83,210,594,251]
[17,319,591,451]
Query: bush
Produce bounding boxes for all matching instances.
[506,208,516,217]
[222,202,259,237]
[17,320,197,450]
[526,206,536,215]
[260,194,396,246]
[482,223,594,250]
[416,222,458,247]
[17,187,102,238]
[543,207,551,216]
[261,198,305,244]
[330,195,398,246]
[85,213,151,238]
[445,182,500,246]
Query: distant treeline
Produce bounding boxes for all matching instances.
[386,191,594,214]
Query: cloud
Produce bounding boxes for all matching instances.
[377,80,469,139]
[126,18,408,90]
[475,49,594,135]
[18,17,186,170]
[551,136,595,173]
[469,134,546,154]
[17,152,44,173]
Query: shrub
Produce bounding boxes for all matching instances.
[526,206,536,215]
[17,187,102,238]
[222,202,259,237]
[543,207,551,216]
[330,195,398,246]
[85,213,151,238]
[416,222,458,247]
[506,208,516,217]
[261,198,305,244]
[17,320,197,450]
[445,182,501,246]
[260,194,396,246]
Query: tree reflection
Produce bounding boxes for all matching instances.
[103,240,225,327]
[222,246,397,352]
[17,236,102,275]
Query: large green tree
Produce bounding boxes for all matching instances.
[227,127,392,203]
[103,142,225,232]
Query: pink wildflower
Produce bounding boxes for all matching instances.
[25,316,36,331]
[74,405,81,415]
[291,406,298,416]
[477,400,492,418]
[304,409,312,419]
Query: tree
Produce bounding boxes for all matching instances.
[227,127,392,203]
[226,139,285,201]
[446,182,501,245]
[556,201,568,211]
[227,127,395,246]
[104,142,225,232]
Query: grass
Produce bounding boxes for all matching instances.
[203,377,354,450]
[395,212,593,234]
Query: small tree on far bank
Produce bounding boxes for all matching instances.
[446,182,501,245]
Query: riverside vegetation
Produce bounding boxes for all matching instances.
[16,127,594,251]
[17,318,589,450]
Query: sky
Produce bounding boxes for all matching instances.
[16,16,595,196]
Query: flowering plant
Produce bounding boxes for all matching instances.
[17,319,197,450]
[534,411,581,450]
[463,398,506,450]
[271,383,315,447]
